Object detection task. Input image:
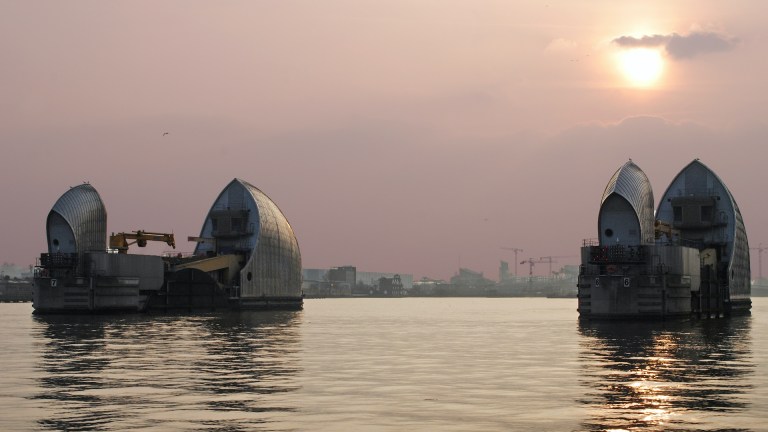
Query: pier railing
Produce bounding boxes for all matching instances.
[38,253,78,269]
[587,245,647,264]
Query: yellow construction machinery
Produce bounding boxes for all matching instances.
[654,220,678,241]
[109,230,176,254]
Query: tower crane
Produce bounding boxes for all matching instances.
[501,247,524,276]
[538,255,576,276]
[520,257,547,278]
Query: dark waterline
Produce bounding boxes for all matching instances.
[1,298,766,431]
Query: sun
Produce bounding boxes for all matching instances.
[616,48,664,87]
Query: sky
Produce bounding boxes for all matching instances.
[2,1,768,281]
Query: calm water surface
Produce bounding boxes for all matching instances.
[1,298,767,431]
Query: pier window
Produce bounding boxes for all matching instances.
[673,206,683,223]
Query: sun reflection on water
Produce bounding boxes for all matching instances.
[578,317,753,431]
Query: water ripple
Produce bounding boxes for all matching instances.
[1,299,767,431]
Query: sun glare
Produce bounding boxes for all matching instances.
[616,48,664,87]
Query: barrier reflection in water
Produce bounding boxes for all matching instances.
[578,317,754,432]
[31,310,303,431]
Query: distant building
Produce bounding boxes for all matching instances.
[302,268,327,285]
[411,277,450,296]
[450,268,495,295]
[302,268,329,297]
[328,266,355,296]
[0,264,32,279]
[302,267,413,297]
[370,274,405,296]
[302,267,352,297]
[356,271,413,290]
[499,261,510,282]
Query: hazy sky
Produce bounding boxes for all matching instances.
[2,1,768,280]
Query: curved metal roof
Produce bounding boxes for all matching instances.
[46,183,107,254]
[657,159,750,298]
[195,179,302,298]
[657,159,743,235]
[600,160,655,244]
[238,179,302,297]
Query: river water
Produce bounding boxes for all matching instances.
[1,297,766,431]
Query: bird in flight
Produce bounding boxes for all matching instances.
[162,132,169,136]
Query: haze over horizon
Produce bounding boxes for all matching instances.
[2,2,767,281]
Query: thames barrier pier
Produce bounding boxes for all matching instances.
[33,180,302,313]
[578,160,751,319]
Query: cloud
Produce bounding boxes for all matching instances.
[545,38,577,51]
[612,34,669,49]
[612,31,739,59]
[666,32,739,59]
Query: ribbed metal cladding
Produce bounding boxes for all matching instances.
[195,179,302,299]
[657,160,751,301]
[46,184,107,254]
[239,179,302,298]
[732,203,750,300]
[600,161,655,244]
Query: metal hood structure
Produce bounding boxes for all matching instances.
[598,160,655,246]
[46,183,107,257]
[656,159,751,301]
[194,179,302,299]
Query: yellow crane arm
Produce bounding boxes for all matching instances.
[109,230,176,253]
[654,220,678,240]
